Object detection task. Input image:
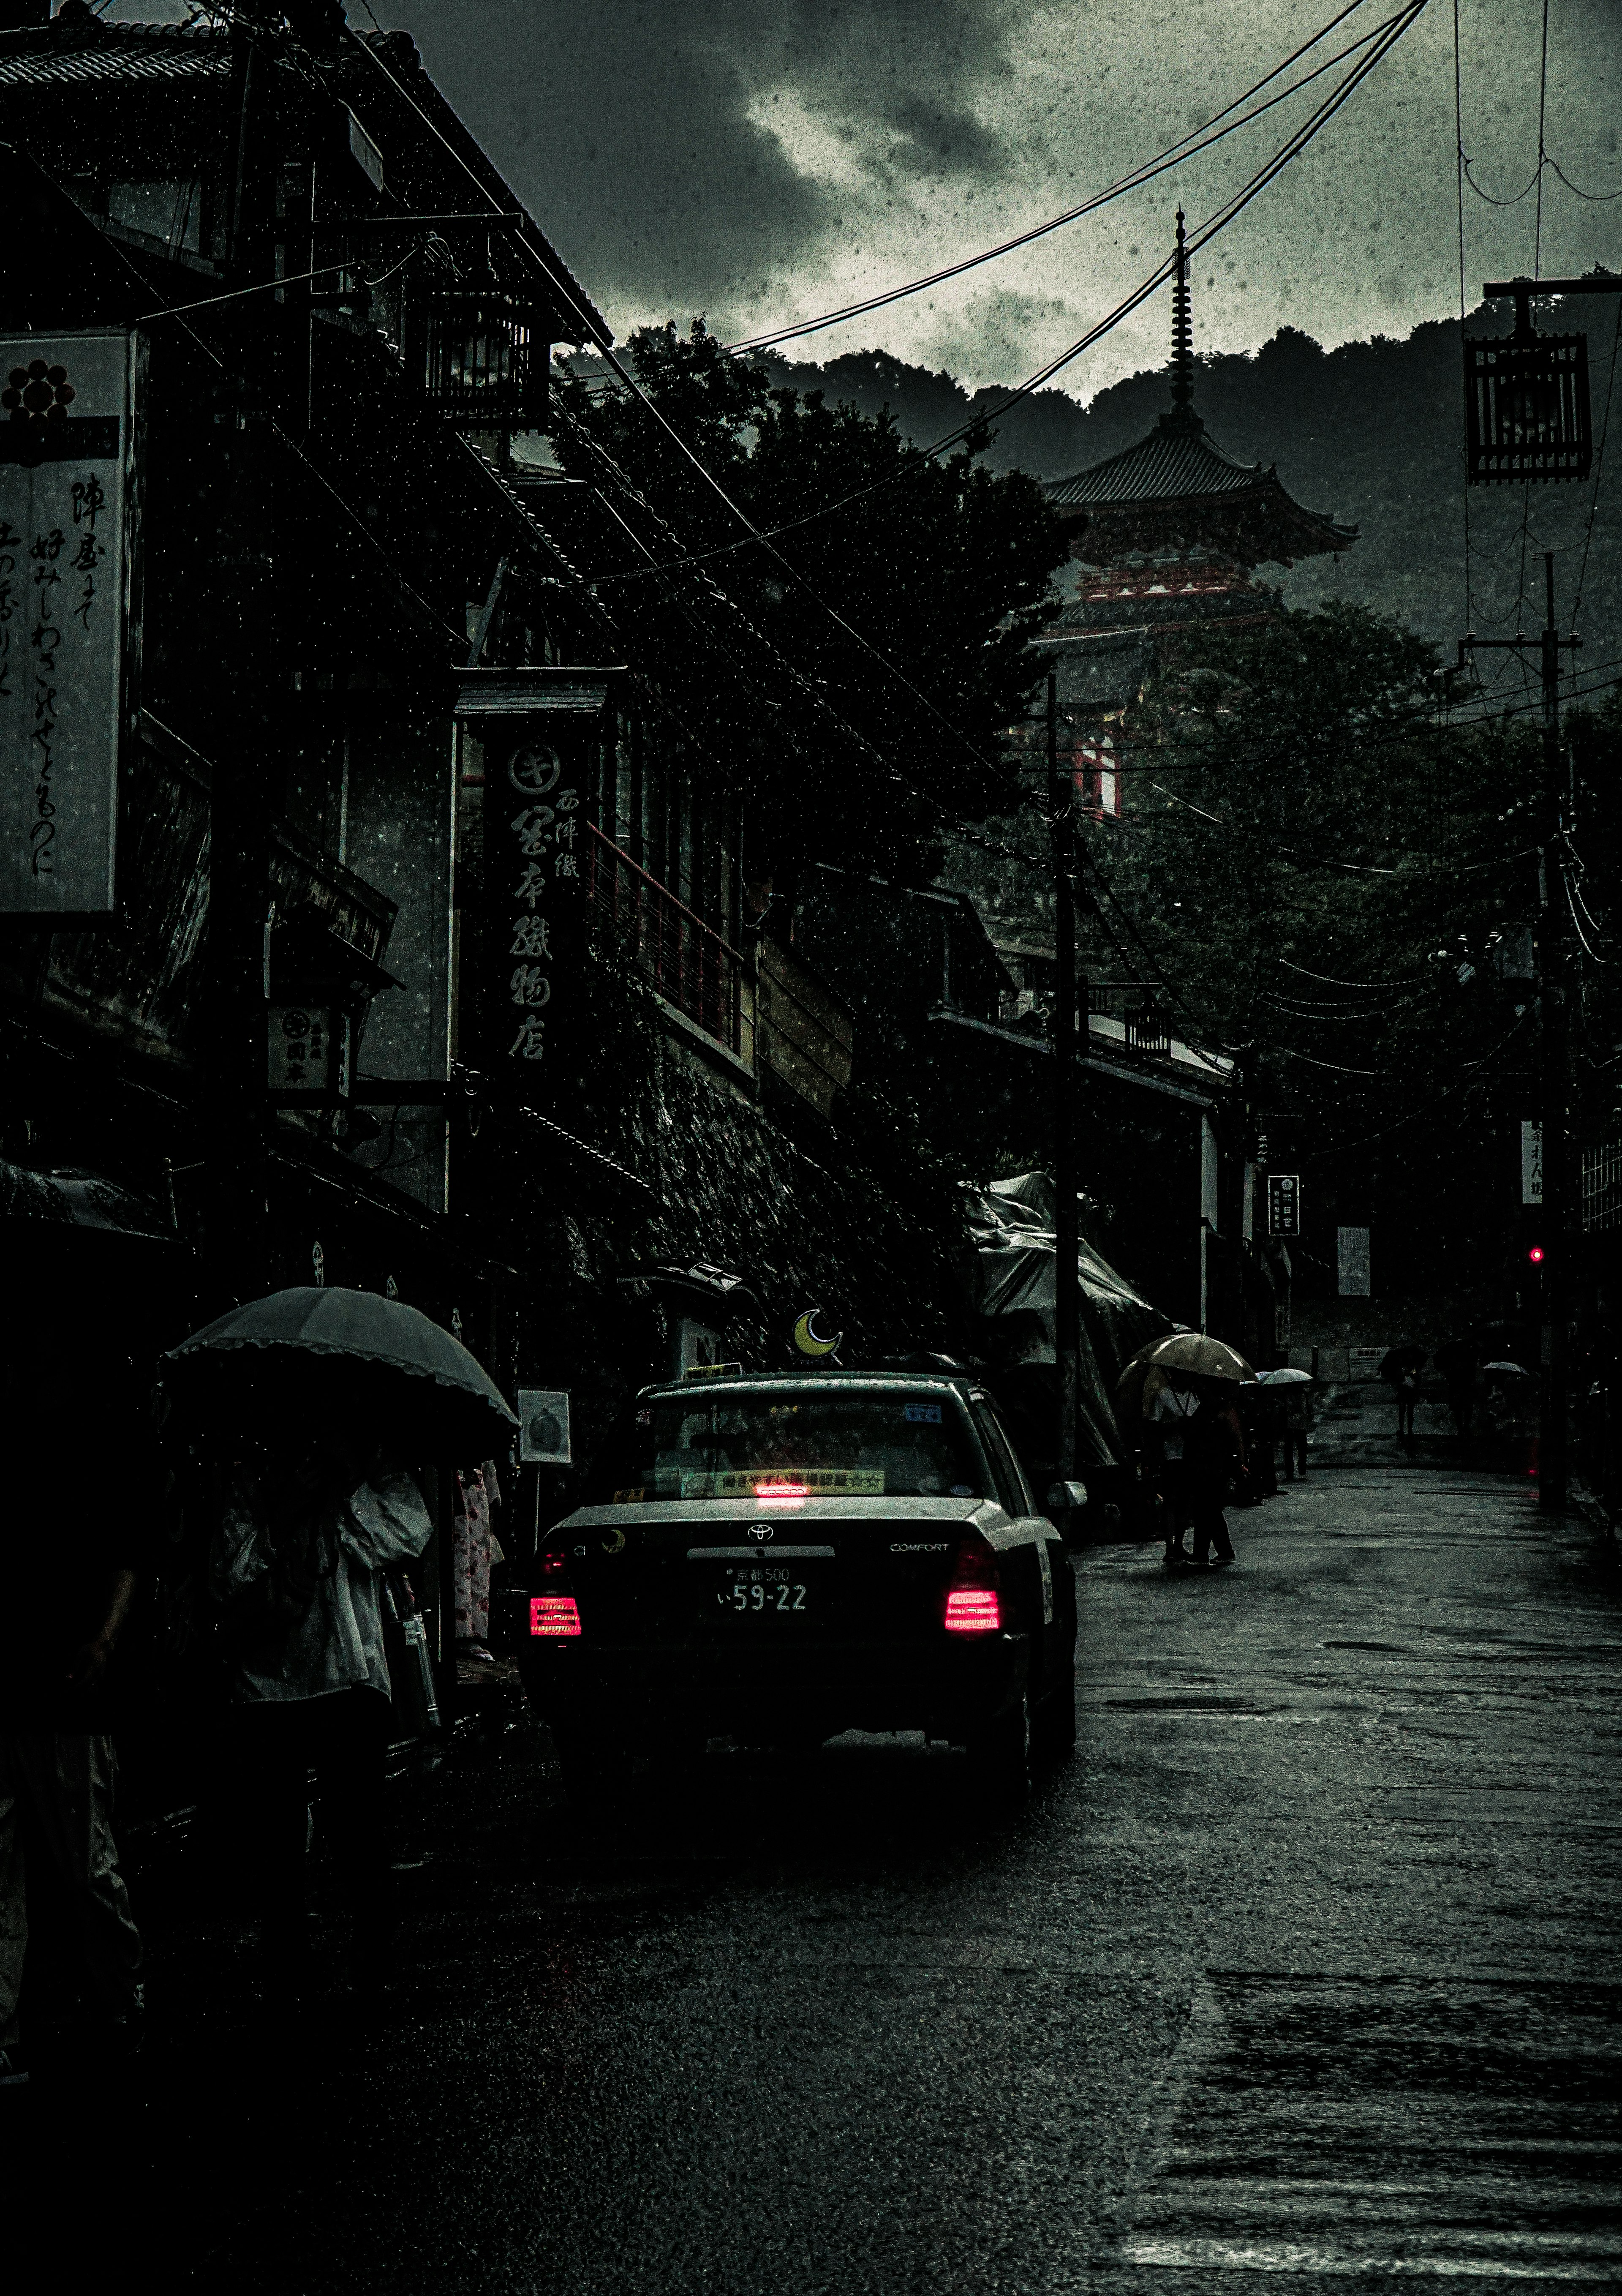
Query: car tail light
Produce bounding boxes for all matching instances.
[529,1595,582,1638]
[943,1535,1002,1633]
[944,1587,1001,1633]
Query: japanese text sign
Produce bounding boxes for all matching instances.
[1266,1173,1301,1238]
[456,674,614,1100]
[0,332,133,914]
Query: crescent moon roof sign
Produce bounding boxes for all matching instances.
[794,1309,842,1358]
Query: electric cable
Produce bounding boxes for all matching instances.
[722,0,1395,357]
[1534,0,1551,277]
[1573,297,1621,628]
[1453,0,1474,637]
[1545,156,1622,203]
[590,0,1431,606]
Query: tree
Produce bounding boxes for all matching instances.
[550,322,1066,881]
[1087,604,1549,1296]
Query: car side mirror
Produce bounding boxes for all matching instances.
[1045,1480,1088,1512]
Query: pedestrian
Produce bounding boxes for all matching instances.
[1240,1385,1280,1500]
[0,1349,153,2089]
[1394,1361,1419,1439]
[1145,1369,1200,1567]
[1436,1341,1477,1439]
[452,1457,504,1665]
[1282,1379,1311,1480]
[1182,1381,1244,1566]
[210,1402,433,2006]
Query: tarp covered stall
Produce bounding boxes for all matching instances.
[960,1173,1172,1483]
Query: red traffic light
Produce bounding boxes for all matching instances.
[1528,1246,1546,1264]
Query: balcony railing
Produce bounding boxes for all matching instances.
[1087,981,1171,1055]
[587,824,748,1062]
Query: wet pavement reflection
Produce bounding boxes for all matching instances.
[5,1467,1619,2293]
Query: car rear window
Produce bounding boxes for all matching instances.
[591,1388,987,1502]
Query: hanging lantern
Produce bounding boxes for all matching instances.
[1466,280,1593,485]
[420,293,548,428]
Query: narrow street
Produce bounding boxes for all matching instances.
[17,1465,1615,2294]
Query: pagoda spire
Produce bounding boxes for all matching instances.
[1170,208,1195,413]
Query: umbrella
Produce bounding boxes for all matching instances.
[1482,1360,1531,1377]
[1378,1344,1427,1382]
[165,1286,517,1450]
[1115,1330,1257,1421]
[1257,1366,1314,1385]
[1139,1331,1257,1384]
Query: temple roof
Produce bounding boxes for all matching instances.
[1043,213,1356,568]
[1048,406,1273,512]
[1044,405,1357,565]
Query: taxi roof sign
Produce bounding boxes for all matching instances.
[682,1360,743,1383]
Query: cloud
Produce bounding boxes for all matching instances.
[328,0,1622,387]
[384,0,1037,323]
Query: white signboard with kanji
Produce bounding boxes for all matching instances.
[0,331,133,915]
[1521,1120,1543,1205]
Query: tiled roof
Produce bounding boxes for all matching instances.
[1045,410,1265,511]
[0,19,229,86]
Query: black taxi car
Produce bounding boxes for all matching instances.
[517,1369,1076,1801]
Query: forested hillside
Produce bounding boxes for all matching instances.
[760,309,1622,688]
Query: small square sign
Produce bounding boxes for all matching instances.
[517,1388,572,1464]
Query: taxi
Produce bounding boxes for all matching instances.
[517,1369,1077,1802]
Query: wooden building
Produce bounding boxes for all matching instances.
[0,0,924,1547]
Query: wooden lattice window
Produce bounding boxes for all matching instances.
[1466,333,1591,484]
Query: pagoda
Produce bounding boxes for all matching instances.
[1041,213,1357,818]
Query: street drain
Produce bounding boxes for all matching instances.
[1113,1972,1622,2280]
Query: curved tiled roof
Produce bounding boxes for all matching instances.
[1043,404,1356,562]
[1046,410,1264,510]
[0,18,229,85]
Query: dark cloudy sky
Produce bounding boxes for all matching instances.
[122,0,1622,393]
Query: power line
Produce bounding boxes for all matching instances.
[1453,0,1474,637]
[1534,0,1551,276]
[590,0,1430,604]
[722,0,1393,357]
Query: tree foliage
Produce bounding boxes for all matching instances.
[550,322,1066,880]
[1097,603,1544,1151]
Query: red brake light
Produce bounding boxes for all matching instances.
[755,1479,811,1497]
[538,1548,569,1577]
[529,1595,581,1638]
[944,1587,1001,1633]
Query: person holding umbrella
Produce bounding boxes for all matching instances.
[1380,1344,1427,1442]
[1122,1333,1257,1569]
[1256,1367,1314,1481]
[167,1285,516,2006]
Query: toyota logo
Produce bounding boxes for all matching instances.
[748,1524,773,1543]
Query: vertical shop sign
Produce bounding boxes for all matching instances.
[1266,1173,1301,1238]
[1337,1225,1372,1298]
[455,672,618,1100]
[1521,1120,1543,1206]
[0,332,135,914]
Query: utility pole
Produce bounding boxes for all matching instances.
[1457,552,1579,1509]
[1048,668,1080,1484]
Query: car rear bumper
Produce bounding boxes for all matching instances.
[517,1633,1030,1745]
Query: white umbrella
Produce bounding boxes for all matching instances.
[1257,1367,1314,1385]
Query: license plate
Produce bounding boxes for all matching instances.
[717,1565,808,1615]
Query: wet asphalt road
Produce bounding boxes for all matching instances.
[11,1467,1622,2291]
